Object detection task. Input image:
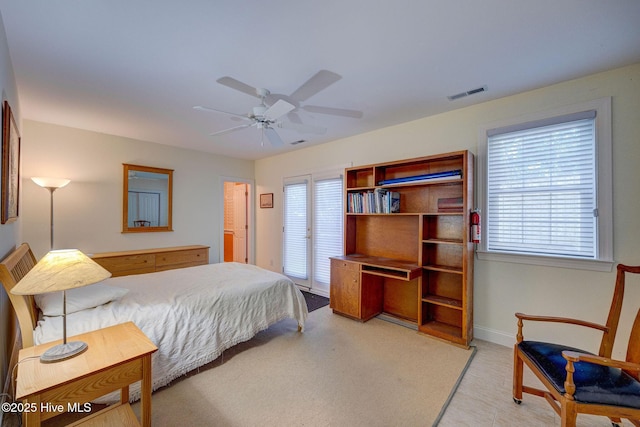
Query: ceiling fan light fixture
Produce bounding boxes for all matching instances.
[253,105,267,118]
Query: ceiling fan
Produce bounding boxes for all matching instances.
[194,70,362,147]
[194,88,326,147]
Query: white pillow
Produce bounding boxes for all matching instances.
[35,283,128,316]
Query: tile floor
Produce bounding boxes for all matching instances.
[437,339,632,427]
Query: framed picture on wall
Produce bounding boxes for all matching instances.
[1,100,20,224]
[260,193,273,209]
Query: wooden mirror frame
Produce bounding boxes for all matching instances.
[122,164,173,233]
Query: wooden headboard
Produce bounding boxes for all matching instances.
[0,243,39,349]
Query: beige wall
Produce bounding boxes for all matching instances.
[256,63,640,357]
[20,120,255,262]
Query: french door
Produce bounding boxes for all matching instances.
[283,171,343,296]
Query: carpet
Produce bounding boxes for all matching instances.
[300,290,330,312]
[133,306,475,427]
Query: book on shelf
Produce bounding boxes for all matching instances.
[389,191,400,213]
[437,197,463,213]
[348,189,400,213]
[378,169,462,186]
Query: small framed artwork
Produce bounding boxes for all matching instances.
[1,100,20,224]
[260,193,274,209]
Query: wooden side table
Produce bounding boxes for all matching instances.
[16,322,157,426]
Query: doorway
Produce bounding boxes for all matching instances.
[283,170,343,297]
[222,179,252,263]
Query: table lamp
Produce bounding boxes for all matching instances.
[31,177,71,250]
[11,249,112,363]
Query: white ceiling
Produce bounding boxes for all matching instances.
[1,1,639,160]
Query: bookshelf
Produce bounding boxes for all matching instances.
[330,150,474,347]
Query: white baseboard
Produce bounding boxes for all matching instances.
[473,325,515,348]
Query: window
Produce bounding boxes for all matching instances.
[478,98,613,271]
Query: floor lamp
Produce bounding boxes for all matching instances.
[31,177,71,250]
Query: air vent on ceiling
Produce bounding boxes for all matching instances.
[447,85,487,101]
[290,139,306,145]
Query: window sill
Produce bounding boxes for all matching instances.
[476,250,614,272]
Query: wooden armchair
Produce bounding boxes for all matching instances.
[513,264,640,427]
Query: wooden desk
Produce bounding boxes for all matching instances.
[330,255,421,322]
[16,322,157,426]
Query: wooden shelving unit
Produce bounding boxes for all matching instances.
[330,150,474,347]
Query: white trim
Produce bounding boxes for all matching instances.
[219,176,255,265]
[477,97,613,271]
[472,325,514,348]
[282,163,351,180]
[283,174,309,186]
[476,250,613,272]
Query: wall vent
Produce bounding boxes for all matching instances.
[447,85,487,101]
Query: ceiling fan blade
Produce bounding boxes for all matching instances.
[193,105,251,120]
[263,99,295,121]
[216,76,260,98]
[264,127,284,147]
[210,123,255,137]
[290,70,342,102]
[286,111,304,125]
[277,121,326,135]
[302,105,363,119]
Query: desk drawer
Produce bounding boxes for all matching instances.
[332,260,359,271]
[37,358,144,422]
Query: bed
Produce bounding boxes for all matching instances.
[1,243,308,403]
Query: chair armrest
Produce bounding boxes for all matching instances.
[514,313,608,343]
[561,350,640,398]
[515,313,608,331]
[562,351,640,372]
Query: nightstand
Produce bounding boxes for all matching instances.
[16,321,157,426]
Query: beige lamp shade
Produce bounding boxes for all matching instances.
[31,177,71,189]
[11,249,112,295]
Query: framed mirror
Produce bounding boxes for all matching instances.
[122,164,173,233]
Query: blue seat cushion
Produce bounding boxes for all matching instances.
[518,341,640,409]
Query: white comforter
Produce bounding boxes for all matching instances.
[33,262,308,402]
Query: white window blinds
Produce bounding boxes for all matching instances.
[313,176,343,285]
[486,112,597,258]
[283,180,308,279]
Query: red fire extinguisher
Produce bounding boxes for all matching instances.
[471,209,481,244]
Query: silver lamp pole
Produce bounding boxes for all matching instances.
[31,177,71,249]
